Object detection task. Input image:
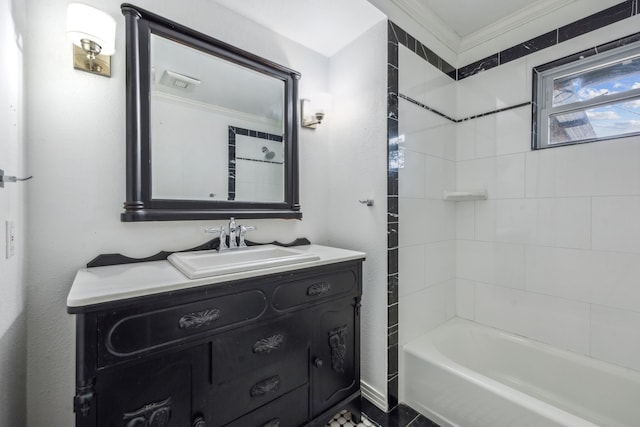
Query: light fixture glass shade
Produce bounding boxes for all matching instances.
[66,3,116,55]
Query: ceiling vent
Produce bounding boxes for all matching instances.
[159,69,201,90]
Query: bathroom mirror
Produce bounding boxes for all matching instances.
[121,4,301,221]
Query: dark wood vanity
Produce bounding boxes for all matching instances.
[68,246,364,427]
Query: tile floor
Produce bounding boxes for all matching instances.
[326,409,373,427]
[326,400,440,427]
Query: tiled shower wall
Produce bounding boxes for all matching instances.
[391,0,640,405]
[455,12,640,370]
[397,47,457,347]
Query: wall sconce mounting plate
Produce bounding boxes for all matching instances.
[73,45,111,77]
[301,98,325,129]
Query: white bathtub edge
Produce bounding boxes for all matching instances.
[402,318,605,427]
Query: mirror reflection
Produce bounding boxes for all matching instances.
[149,34,285,202]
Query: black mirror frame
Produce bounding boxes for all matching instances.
[121,4,302,221]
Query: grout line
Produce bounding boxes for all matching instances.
[406,414,422,426]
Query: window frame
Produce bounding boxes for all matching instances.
[533,41,640,150]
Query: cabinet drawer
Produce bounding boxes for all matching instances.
[211,313,308,385]
[224,385,308,427]
[212,348,308,425]
[271,268,357,310]
[100,289,267,362]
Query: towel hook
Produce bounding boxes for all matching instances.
[0,169,33,188]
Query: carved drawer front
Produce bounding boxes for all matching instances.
[211,348,307,425]
[211,313,308,385]
[271,268,357,310]
[100,289,267,363]
[224,384,308,427]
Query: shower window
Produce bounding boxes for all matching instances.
[533,42,640,149]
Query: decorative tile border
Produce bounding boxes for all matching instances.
[395,0,640,81]
[387,20,400,411]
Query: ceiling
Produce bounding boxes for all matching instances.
[214,0,386,57]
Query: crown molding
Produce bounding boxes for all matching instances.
[390,0,461,51]
[390,0,577,54]
[458,0,576,52]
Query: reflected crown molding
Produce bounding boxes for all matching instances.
[151,91,282,128]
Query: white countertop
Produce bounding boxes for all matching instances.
[67,244,365,309]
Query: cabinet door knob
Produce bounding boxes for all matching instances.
[313,357,323,368]
[192,416,206,427]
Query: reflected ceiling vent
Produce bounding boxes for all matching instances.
[159,70,201,90]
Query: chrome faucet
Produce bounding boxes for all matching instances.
[205,217,255,252]
[228,217,238,249]
[239,225,257,248]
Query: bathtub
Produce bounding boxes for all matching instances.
[402,318,640,427]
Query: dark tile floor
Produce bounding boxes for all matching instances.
[360,399,440,427]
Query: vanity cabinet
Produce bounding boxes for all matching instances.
[69,257,363,427]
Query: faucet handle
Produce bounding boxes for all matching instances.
[239,225,257,248]
[205,226,228,251]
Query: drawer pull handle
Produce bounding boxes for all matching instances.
[192,416,207,427]
[250,375,280,397]
[307,282,331,296]
[253,334,284,353]
[178,308,221,329]
[262,418,280,427]
[123,397,172,427]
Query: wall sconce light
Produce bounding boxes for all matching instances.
[66,3,116,77]
[301,93,331,129]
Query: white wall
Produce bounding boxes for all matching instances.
[455,13,640,370]
[0,0,26,424]
[327,19,388,407]
[24,1,341,425]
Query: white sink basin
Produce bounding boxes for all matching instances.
[167,245,320,279]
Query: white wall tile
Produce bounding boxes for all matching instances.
[400,198,455,245]
[591,305,640,372]
[399,45,428,104]
[526,137,640,198]
[526,246,640,312]
[457,154,525,199]
[475,199,535,244]
[475,198,590,248]
[456,58,528,119]
[445,279,457,320]
[424,156,455,199]
[399,244,426,297]
[399,149,426,199]
[399,46,457,120]
[456,201,475,240]
[425,240,455,288]
[456,119,475,161]
[399,99,437,134]
[456,240,525,288]
[496,106,531,156]
[399,283,448,346]
[592,196,640,254]
[455,279,475,320]
[533,198,591,249]
[475,283,590,355]
[474,114,498,159]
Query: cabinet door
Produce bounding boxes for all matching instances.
[93,344,209,427]
[310,296,360,416]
